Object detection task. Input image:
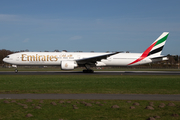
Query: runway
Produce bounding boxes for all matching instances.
[0,71,180,75]
[0,94,180,101]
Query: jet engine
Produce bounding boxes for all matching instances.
[61,61,78,70]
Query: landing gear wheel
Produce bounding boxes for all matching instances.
[83,69,94,73]
[15,69,18,73]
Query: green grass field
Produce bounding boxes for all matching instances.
[0,75,180,119]
[0,75,180,94]
[0,99,180,120]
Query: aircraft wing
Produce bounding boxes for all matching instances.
[76,52,119,65]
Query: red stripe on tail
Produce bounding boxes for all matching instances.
[128,41,157,65]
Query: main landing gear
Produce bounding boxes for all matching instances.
[82,64,94,73]
[83,69,94,73]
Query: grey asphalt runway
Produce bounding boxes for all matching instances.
[0,71,180,75]
[0,94,180,101]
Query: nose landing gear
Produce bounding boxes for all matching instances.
[15,69,18,73]
[12,65,18,73]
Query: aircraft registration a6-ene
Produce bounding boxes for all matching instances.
[3,32,169,73]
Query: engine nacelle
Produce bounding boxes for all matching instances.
[61,61,78,70]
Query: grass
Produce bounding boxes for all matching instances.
[0,75,180,119]
[0,75,180,94]
[0,99,180,120]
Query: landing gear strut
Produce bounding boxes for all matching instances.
[82,64,94,73]
[12,65,18,73]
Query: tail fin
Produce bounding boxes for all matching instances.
[128,32,169,65]
[147,32,169,58]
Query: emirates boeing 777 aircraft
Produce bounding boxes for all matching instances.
[3,32,169,73]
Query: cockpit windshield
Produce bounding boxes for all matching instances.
[5,56,10,58]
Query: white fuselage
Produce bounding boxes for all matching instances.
[3,52,152,67]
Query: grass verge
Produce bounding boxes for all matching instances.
[0,99,180,120]
[0,75,180,94]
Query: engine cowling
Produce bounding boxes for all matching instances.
[61,61,78,70]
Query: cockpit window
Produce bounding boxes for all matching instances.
[6,56,10,58]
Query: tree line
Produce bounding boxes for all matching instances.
[0,49,13,65]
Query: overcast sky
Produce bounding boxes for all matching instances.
[0,0,180,55]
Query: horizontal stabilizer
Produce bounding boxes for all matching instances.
[150,56,168,62]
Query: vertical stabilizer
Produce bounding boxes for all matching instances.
[128,32,169,65]
[147,32,169,57]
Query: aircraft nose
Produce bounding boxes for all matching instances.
[3,58,7,62]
